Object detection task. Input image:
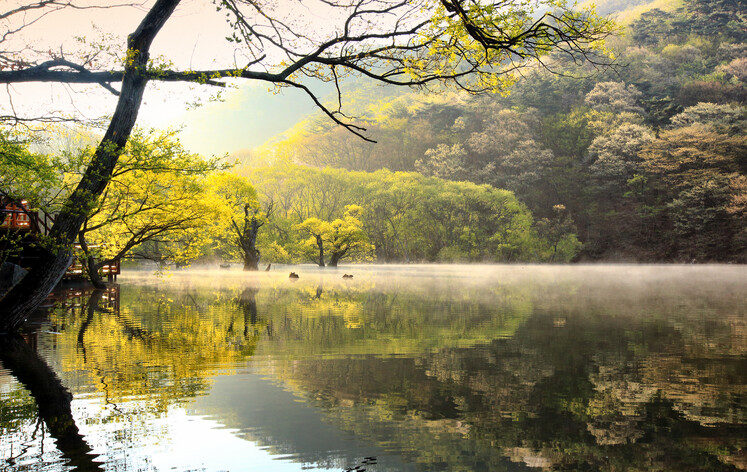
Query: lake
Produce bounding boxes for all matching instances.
[1,264,745,471]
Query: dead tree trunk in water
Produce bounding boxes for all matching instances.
[232,205,262,271]
[315,234,326,267]
[231,202,273,271]
[327,248,349,267]
[0,0,182,333]
[242,213,262,271]
[79,232,107,289]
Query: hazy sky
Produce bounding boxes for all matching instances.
[138,81,330,157]
[2,1,341,156]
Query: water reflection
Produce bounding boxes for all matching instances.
[0,335,102,471]
[1,265,746,471]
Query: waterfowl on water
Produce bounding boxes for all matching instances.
[342,274,353,279]
[289,272,299,279]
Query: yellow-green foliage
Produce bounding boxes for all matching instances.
[81,129,224,267]
[244,164,566,263]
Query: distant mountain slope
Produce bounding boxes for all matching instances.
[586,0,673,16]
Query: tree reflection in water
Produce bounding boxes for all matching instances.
[0,334,102,471]
[0,267,745,471]
[2,281,262,471]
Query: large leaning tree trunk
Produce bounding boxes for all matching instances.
[229,200,274,271]
[0,0,181,333]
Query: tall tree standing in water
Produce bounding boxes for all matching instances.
[208,172,273,271]
[0,0,614,331]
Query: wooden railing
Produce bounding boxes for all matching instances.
[2,198,119,280]
[0,199,56,235]
[0,203,32,230]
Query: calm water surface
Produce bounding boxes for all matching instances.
[1,265,745,471]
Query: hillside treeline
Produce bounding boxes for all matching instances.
[2,129,575,274]
[245,165,580,264]
[251,0,746,262]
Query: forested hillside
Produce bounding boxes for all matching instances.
[245,0,746,262]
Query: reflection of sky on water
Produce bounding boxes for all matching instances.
[188,369,415,471]
[134,409,333,472]
[1,366,400,471]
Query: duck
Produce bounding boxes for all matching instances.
[289,272,299,279]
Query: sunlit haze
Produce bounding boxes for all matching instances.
[1,0,342,156]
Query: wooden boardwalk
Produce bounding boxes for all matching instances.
[1,197,119,279]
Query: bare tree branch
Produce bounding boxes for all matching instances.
[1,0,615,132]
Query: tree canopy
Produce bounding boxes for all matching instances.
[77,129,222,285]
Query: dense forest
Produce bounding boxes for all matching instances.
[242,0,746,263]
[2,0,745,273]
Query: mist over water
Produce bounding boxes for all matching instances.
[2,264,745,471]
[123,262,747,290]
[122,263,747,319]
